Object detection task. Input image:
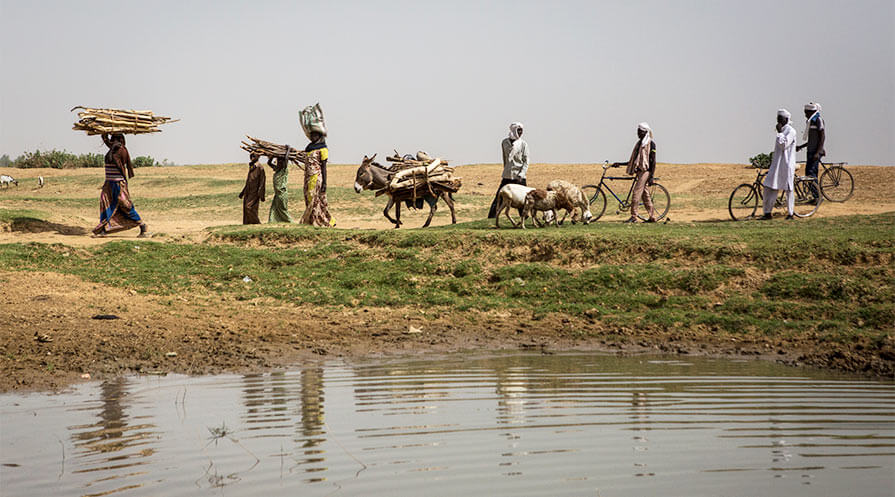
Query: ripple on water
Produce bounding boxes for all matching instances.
[1,353,893,497]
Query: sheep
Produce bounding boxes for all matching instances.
[0,175,17,188]
[495,183,555,228]
[38,176,44,188]
[495,184,535,228]
[521,189,574,229]
[547,180,593,225]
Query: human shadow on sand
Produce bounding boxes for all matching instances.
[5,216,89,236]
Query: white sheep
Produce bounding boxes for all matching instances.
[0,175,17,188]
[38,176,44,188]
[521,189,572,229]
[547,180,593,225]
[495,184,555,228]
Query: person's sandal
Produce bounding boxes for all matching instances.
[624,217,638,224]
[137,224,153,238]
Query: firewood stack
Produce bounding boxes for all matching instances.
[378,150,462,200]
[71,106,178,135]
[240,135,308,168]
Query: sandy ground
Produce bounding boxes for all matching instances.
[1,163,893,392]
[1,162,893,245]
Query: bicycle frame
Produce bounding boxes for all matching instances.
[594,165,655,211]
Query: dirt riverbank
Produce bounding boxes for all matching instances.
[2,270,892,392]
[1,163,893,392]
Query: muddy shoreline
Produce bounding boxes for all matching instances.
[2,272,892,393]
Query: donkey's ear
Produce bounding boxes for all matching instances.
[370,153,377,161]
[363,155,369,161]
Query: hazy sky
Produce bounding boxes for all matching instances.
[1,0,893,166]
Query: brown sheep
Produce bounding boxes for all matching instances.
[521,189,574,229]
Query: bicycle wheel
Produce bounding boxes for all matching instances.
[581,185,607,221]
[728,183,759,221]
[793,177,822,218]
[636,183,670,221]
[820,166,854,202]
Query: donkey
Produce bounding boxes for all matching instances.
[354,154,457,228]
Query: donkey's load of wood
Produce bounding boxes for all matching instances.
[71,106,178,135]
[379,151,462,198]
[240,135,308,167]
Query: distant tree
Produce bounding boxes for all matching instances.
[749,152,773,169]
[133,156,157,168]
[0,154,10,167]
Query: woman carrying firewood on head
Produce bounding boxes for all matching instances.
[93,133,150,237]
[300,131,334,227]
[267,148,294,223]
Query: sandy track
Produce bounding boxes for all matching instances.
[1,163,893,245]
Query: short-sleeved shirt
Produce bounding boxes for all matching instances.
[806,114,824,153]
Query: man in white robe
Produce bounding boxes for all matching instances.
[762,109,797,219]
[488,122,530,218]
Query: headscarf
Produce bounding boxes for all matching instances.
[803,102,822,140]
[627,123,653,175]
[637,122,652,148]
[509,122,524,141]
[777,109,791,120]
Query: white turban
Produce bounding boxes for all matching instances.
[777,109,791,119]
[509,122,524,141]
[637,122,652,147]
[803,102,822,139]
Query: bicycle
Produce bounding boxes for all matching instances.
[798,160,854,202]
[581,161,670,221]
[728,168,821,221]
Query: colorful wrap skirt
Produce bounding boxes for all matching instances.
[93,180,142,235]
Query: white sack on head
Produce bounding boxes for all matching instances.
[300,103,327,140]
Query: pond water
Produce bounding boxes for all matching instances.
[2,353,893,497]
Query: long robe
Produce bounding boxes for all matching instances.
[93,143,141,234]
[300,148,333,227]
[764,124,797,191]
[268,165,293,223]
[239,164,266,224]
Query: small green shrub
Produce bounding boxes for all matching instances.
[133,156,157,168]
[749,152,773,169]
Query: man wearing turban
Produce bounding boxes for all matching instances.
[624,122,658,223]
[762,109,797,219]
[488,122,530,218]
[796,102,825,201]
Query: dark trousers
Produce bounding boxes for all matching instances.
[487,177,526,218]
[806,153,821,198]
[806,154,820,178]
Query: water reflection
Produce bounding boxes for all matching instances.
[297,368,326,481]
[2,353,893,497]
[67,377,158,496]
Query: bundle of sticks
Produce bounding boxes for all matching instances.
[385,150,449,170]
[240,135,308,168]
[377,150,462,200]
[71,106,178,135]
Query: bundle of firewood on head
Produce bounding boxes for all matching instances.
[71,106,178,135]
[240,135,308,169]
[378,149,462,201]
